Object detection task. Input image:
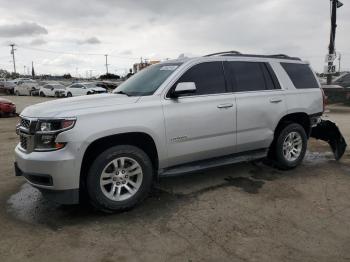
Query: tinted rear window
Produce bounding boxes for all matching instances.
[281,63,319,89]
[225,62,277,92]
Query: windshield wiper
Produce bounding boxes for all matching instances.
[114,91,131,97]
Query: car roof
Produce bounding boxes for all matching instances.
[159,52,305,66]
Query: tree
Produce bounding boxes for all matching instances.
[99,73,120,80]
[63,73,72,79]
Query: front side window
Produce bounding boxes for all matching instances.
[281,63,319,89]
[84,83,98,89]
[173,62,227,96]
[114,63,182,96]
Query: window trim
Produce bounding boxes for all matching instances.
[265,63,281,90]
[165,61,230,99]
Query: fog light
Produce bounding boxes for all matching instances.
[41,134,54,144]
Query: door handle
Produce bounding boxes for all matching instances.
[217,103,233,109]
[270,98,283,103]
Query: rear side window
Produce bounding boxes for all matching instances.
[175,62,227,95]
[281,63,319,89]
[225,62,277,92]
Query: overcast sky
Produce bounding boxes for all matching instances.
[0,0,349,77]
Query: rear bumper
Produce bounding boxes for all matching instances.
[14,162,79,204]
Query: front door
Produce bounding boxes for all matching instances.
[162,61,236,167]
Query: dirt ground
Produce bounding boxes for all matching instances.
[1,95,350,262]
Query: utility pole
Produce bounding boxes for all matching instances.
[23,65,26,75]
[338,53,341,73]
[105,54,109,74]
[327,0,343,84]
[10,44,16,73]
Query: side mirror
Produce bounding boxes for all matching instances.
[170,82,196,98]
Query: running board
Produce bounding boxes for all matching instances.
[159,149,268,177]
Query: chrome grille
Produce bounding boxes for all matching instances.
[20,135,28,150]
[20,118,30,129]
[18,117,35,152]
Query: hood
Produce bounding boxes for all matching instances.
[0,98,14,104]
[21,93,140,118]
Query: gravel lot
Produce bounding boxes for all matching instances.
[1,95,350,262]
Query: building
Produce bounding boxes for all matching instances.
[133,60,160,73]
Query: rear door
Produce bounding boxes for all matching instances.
[162,61,236,167]
[224,61,287,152]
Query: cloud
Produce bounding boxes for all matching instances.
[0,22,48,37]
[119,50,133,55]
[0,0,349,74]
[29,38,47,46]
[76,37,101,45]
[41,54,92,67]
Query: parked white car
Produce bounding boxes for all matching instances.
[65,82,107,97]
[14,80,40,96]
[39,84,66,97]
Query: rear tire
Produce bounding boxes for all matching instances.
[86,145,153,213]
[274,123,307,170]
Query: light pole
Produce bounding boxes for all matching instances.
[327,0,343,84]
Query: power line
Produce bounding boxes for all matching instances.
[17,45,141,60]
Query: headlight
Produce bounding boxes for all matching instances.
[35,118,76,151]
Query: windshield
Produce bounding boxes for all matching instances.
[113,63,182,96]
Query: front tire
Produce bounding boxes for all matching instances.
[86,145,153,213]
[274,123,307,170]
[67,92,72,97]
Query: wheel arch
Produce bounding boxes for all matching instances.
[274,112,311,138]
[268,112,310,160]
[79,132,159,195]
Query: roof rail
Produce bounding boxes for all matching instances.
[204,51,301,61]
[204,51,241,57]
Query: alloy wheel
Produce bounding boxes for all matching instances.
[99,157,143,201]
[282,131,303,162]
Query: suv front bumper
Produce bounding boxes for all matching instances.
[14,144,80,204]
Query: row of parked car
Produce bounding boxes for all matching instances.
[0,78,119,98]
[319,72,350,88]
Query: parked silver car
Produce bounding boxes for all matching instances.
[15,52,334,212]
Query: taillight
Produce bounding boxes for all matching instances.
[321,88,327,112]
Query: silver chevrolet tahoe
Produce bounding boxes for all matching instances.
[15,51,325,212]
